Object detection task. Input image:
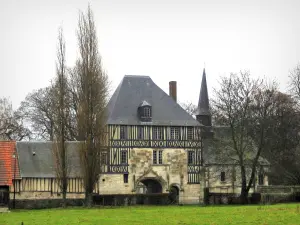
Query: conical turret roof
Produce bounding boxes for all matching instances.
[196,68,211,116]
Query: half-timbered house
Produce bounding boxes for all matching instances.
[1,69,269,206]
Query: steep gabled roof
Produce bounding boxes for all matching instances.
[106,75,199,126]
[0,141,20,186]
[17,141,82,178]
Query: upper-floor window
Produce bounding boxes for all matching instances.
[144,107,151,118]
[120,126,127,139]
[188,151,195,164]
[187,127,194,140]
[153,126,163,140]
[121,150,127,164]
[170,127,180,140]
[137,126,144,139]
[101,152,108,165]
[138,100,152,122]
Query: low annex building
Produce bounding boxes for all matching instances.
[0,69,269,205]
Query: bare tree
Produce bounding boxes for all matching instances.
[0,97,31,140]
[19,87,56,140]
[263,93,300,185]
[213,71,277,203]
[73,6,109,207]
[52,27,69,207]
[289,63,300,100]
[181,101,197,118]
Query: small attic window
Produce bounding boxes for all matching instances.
[144,107,151,118]
[138,100,152,122]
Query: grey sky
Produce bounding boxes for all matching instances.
[1,0,300,109]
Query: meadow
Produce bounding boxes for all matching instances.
[1,204,300,225]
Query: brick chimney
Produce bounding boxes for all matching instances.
[169,81,177,102]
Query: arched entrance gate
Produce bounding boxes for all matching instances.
[140,178,162,193]
[136,179,180,205]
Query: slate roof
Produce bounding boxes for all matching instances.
[16,141,82,178]
[196,68,211,116]
[204,126,270,166]
[0,141,20,186]
[107,75,199,126]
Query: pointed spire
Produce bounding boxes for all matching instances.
[197,68,210,116]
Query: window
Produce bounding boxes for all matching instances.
[123,174,128,183]
[121,150,127,164]
[221,172,226,182]
[153,150,157,164]
[120,126,127,139]
[170,127,180,140]
[144,107,151,118]
[138,102,152,122]
[153,127,163,140]
[101,152,108,165]
[188,151,194,164]
[187,127,194,140]
[137,126,144,139]
[153,150,163,164]
[158,151,162,164]
[232,167,236,181]
[258,174,264,185]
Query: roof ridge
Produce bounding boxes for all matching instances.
[124,75,151,78]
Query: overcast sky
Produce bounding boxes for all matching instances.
[1,0,300,109]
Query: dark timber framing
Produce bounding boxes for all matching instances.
[106,125,203,182]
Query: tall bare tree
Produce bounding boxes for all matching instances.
[52,27,69,207]
[73,6,109,207]
[213,71,277,203]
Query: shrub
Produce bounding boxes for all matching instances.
[250,193,261,204]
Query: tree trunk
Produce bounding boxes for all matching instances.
[62,178,67,208]
[240,188,248,204]
[240,165,248,204]
[62,190,67,208]
[85,191,93,208]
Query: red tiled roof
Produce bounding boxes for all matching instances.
[0,141,20,186]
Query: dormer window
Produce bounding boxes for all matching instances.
[138,100,152,122]
[144,107,151,118]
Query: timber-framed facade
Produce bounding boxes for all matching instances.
[1,70,270,206]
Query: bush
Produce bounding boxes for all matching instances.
[295,192,300,202]
[250,193,261,204]
[9,199,84,209]
[203,188,209,205]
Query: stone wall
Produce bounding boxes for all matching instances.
[10,147,205,204]
[10,192,84,200]
[206,165,268,194]
[98,147,204,204]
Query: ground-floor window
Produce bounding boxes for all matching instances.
[221,171,226,182]
[153,150,163,164]
[123,174,128,183]
[258,174,264,185]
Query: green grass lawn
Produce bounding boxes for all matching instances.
[1,204,300,225]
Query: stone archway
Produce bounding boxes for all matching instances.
[168,184,179,204]
[140,178,163,194]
